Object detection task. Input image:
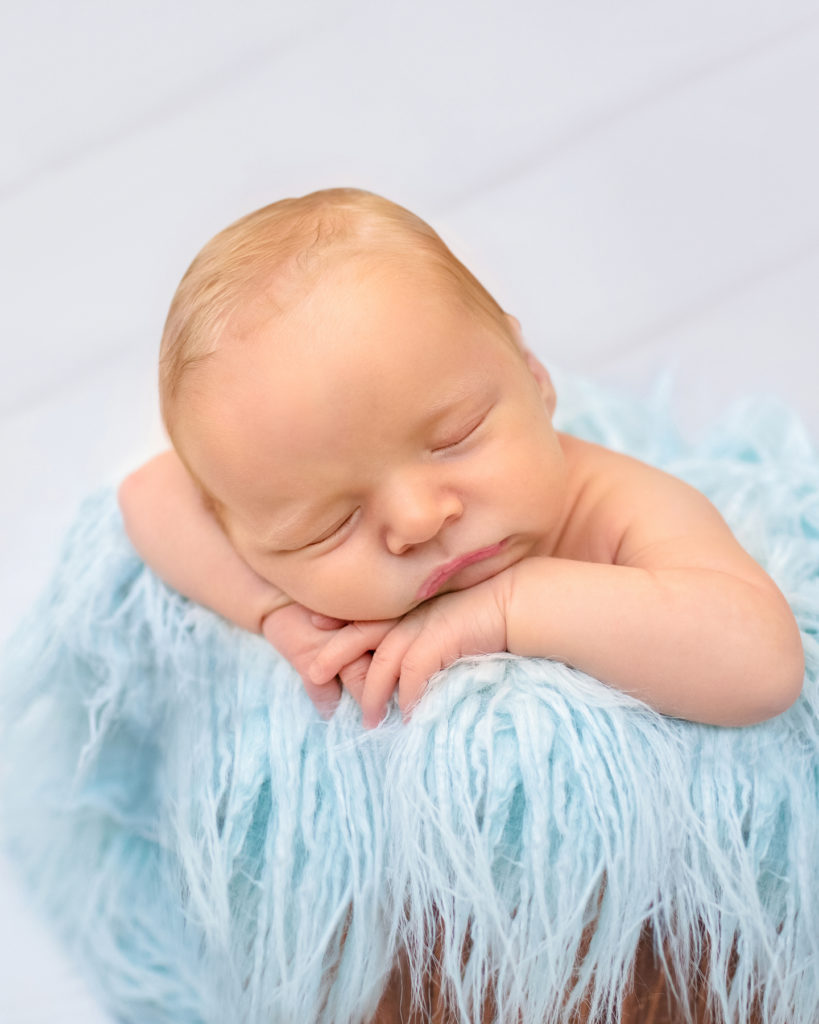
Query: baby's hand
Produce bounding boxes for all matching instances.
[308,577,509,728]
[262,603,373,717]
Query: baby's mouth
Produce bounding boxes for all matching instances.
[416,541,507,602]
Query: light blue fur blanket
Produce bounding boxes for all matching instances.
[1,376,818,1023]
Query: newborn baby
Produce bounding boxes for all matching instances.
[119,188,803,728]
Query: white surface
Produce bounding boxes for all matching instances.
[1,2,817,1020]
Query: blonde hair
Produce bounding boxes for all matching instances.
[159,187,511,435]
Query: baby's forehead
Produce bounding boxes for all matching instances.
[219,254,446,362]
[179,249,520,453]
[190,263,508,418]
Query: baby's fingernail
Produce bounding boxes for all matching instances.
[308,661,324,684]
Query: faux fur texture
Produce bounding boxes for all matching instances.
[1,375,818,1023]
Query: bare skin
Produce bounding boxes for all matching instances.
[119,261,804,727]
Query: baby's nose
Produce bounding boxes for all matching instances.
[383,476,462,555]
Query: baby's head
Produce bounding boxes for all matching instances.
[160,189,513,431]
[160,188,566,619]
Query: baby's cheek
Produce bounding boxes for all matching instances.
[244,551,289,590]
[247,543,414,622]
[257,560,347,619]
[308,562,414,622]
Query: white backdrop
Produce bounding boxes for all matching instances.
[2,2,818,1020]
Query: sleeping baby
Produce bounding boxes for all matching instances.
[118,187,804,728]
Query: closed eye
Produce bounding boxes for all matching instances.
[432,411,488,453]
[303,508,358,549]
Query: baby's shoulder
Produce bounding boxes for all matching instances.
[556,433,721,565]
[560,433,674,492]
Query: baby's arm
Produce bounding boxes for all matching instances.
[118,452,370,708]
[118,451,287,633]
[311,442,804,727]
[496,445,805,725]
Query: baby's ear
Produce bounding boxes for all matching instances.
[505,315,557,418]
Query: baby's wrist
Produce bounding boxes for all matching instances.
[496,558,523,610]
[258,592,295,635]
[496,557,546,654]
[478,563,514,649]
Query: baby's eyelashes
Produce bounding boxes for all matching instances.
[302,508,359,549]
[431,410,489,454]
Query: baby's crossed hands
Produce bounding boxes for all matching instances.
[261,602,373,716]
[308,577,509,728]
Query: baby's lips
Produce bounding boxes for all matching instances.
[416,540,507,602]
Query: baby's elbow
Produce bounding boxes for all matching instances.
[774,638,805,715]
[118,468,152,536]
[118,452,178,544]
[751,619,805,722]
[117,470,141,534]
[117,461,162,553]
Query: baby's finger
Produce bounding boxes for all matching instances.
[299,675,342,720]
[360,628,419,728]
[309,620,394,686]
[338,652,372,705]
[396,641,443,720]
